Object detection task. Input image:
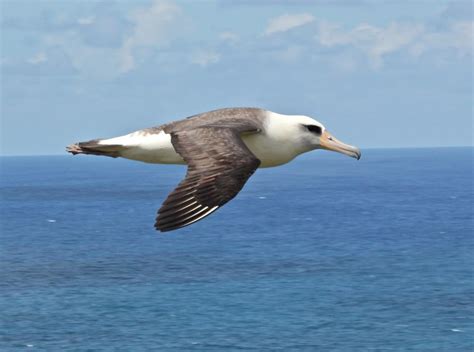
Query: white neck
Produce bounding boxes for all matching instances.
[241,111,316,168]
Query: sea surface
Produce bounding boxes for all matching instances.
[0,148,472,351]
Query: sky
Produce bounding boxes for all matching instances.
[0,0,472,155]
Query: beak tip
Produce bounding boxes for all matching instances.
[320,132,361,160]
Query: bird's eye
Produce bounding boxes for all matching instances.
[305,125,322,135]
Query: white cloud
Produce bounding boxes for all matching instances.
[27,52,47,65]
[450,21,473,55]
[317,21,423,68]
[77,16,95,26]
[191,50,220,67]
[41,31,124,78]
[273,45,304,63]
[219,31,240,43]
[28,0,184,78]
[412,21,473,58]
[12,0,471,78]
[263,13,314,36]
[315,20,472,69]
[119,0,181,73]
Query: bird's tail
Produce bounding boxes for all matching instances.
[66,139,127,158]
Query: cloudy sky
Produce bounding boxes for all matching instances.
[1,0,472,155]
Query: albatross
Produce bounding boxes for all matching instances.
[67,107,361,232]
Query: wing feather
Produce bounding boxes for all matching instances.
[155,126,260,232]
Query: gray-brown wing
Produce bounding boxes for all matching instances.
[155,127,261,232]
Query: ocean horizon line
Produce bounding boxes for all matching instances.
[0,145,472,158]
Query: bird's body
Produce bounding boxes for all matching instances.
[67,107,360,232]
[86,108,315,167]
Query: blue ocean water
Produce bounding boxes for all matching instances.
[0,148,472,351]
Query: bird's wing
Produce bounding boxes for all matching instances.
[155,126,261,232]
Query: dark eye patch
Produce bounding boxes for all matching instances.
[305,125,322,135]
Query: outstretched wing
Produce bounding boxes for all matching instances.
[155,126,261,232]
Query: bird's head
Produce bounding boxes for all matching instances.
[293,115,361,160]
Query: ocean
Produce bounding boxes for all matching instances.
[1,148,472,351]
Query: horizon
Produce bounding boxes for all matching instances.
[1,145,472,158]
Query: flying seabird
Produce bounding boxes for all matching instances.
[67,107,361,232]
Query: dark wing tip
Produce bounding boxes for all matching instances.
[154,205,219,232]
[154,223,172,233]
